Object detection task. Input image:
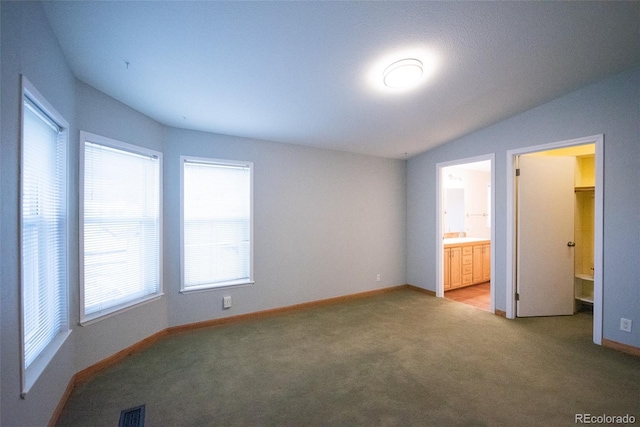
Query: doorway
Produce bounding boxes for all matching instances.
[506,135,603,344]
[436,155,495,312]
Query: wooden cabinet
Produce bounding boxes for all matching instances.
[461,246,473,286]
[482,244,491,282]
[444,246,462,289]
[450,247,462,288]
[472,245,483,283]
[444,248,450,290]
[445,240,490,290]
[472,243,491,284]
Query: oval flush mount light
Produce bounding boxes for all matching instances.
[383,58,423,88]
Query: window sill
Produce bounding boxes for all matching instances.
[80,293,164,326]
[180,280,254,294]
[21,329,71,398]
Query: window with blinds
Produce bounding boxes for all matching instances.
[20,77,70,395]
[181,157,253,291]
[80,132,162,323]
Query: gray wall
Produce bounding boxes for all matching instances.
[163,129,407,327]
[1,3,78,426]
[407,67,640,347]
[73,82,169,372]
[1,2,406,424]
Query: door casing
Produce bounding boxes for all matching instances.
[436,154,495,312]
[506,135,604,344]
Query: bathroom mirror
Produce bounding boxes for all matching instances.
[445,188,465,234]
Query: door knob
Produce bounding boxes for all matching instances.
[567,242,576,247]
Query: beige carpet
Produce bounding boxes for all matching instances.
[57,289,640,426]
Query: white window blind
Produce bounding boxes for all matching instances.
[81,133,162,322]
[21,85,69,394]
[182,158,253,290]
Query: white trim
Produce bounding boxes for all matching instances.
[79,131,164,324]
[489,158,496,314]
[179,281,255,294]
[436,153,495,313]
[505,135,603,345]
[79,133,86,325]
[20,330,71,398]
[593,138,604,345]
[81,131,161,159]
[183,157,252,169]
[180,155,255,293]
[21,77,69,129]
[19,76,70,396]
[79,294,164,326]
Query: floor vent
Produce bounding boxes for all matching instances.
[119,405,145,427]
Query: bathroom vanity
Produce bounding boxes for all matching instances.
[444,238,490,290]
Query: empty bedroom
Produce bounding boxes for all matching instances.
[1,1,639,426]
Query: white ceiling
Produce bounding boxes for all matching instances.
[42,1,639,159]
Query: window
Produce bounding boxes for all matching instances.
[20,77,70,395]
[80,132,162,323]
[181,157,253,291]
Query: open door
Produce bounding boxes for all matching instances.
[516,155,575,317]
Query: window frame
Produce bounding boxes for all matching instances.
[19,76,71,396]
[79,131,163,324]
[180,156,254,293]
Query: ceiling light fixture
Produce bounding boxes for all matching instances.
[383,58,423,88]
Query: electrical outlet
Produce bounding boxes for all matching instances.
[376,274,381,282]
[223,296,232,309]
[620,318,632,333]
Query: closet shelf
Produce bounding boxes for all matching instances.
[574,186,595,192]
[575,295,594,303]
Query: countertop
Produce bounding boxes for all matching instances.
[443,237,490,246]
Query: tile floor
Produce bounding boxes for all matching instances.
[445,282,490,311]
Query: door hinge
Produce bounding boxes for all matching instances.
[515,168,520,177]
[515,292,520,301]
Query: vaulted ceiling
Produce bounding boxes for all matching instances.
[43,1,639,159]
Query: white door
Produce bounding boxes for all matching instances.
[517,155,575,317]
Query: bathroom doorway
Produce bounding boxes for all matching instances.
[436,155,495,312]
